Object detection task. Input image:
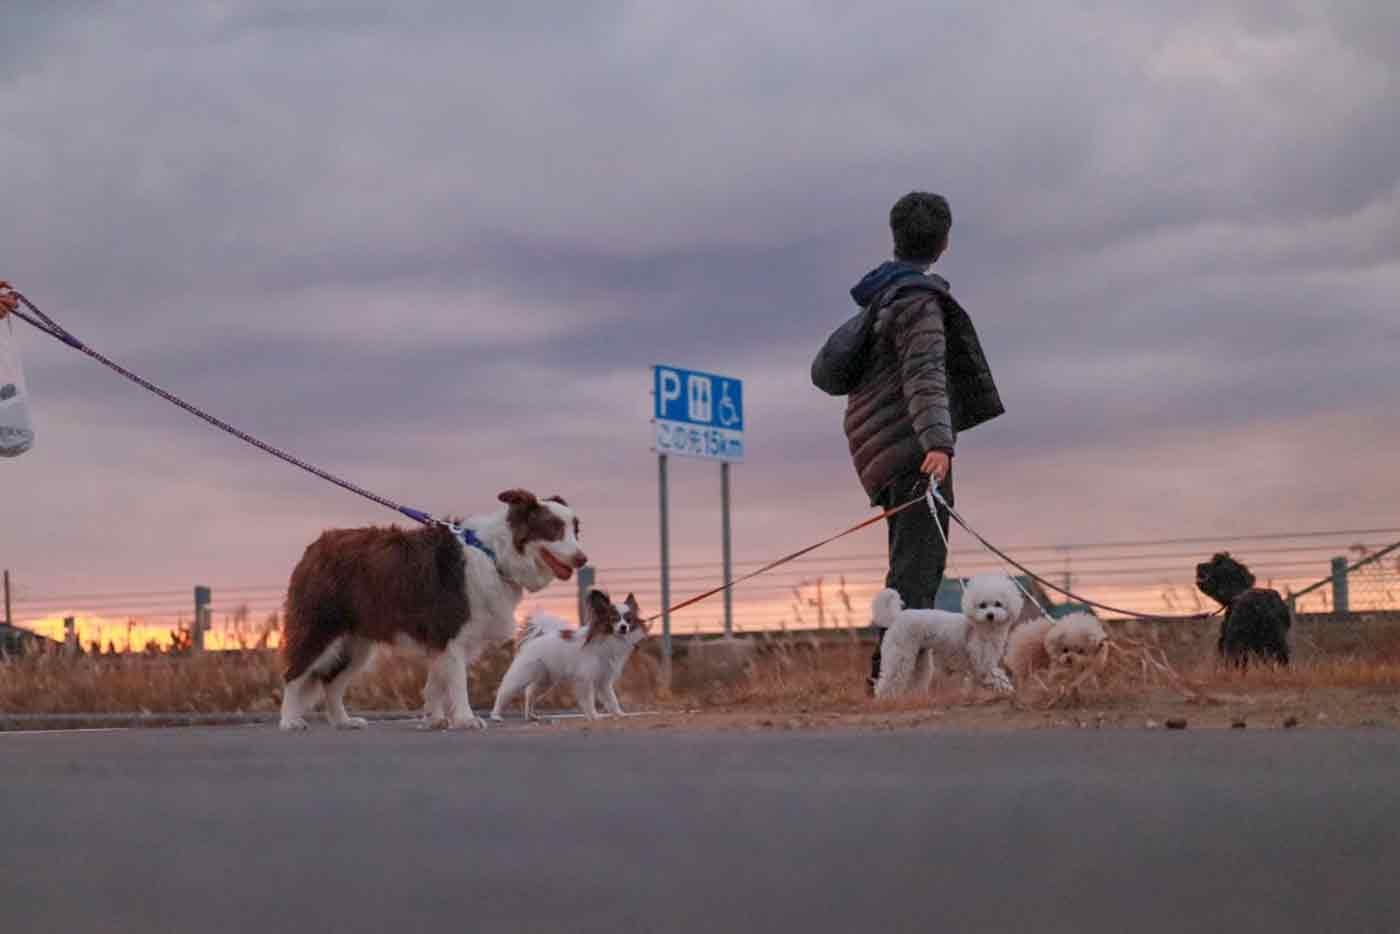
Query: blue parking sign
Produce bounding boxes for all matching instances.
[652,365,744,462]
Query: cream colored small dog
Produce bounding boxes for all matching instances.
[1005,612,1108,687]
[1004,617,1054,684]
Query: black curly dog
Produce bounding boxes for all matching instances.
[1195,552,1292,667]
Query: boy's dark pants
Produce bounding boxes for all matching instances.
[868,467,953,690]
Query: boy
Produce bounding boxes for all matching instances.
[816,192,1004,692]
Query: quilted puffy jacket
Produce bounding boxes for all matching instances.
[840,266,1004,502]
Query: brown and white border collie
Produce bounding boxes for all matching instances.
[278,489,587,731]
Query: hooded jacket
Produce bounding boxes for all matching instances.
[839,261,1004,502]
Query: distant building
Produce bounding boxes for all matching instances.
[0,622,55,656]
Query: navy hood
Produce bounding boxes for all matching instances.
[850,261,937,307]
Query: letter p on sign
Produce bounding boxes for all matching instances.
[658,369,682,417]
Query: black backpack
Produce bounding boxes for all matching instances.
[810,276,946,396]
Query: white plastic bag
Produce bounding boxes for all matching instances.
[0,317,35,457]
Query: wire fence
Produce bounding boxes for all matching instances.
[1295,542,1400,616]
[8,525,1400,652]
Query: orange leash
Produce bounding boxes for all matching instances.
[644,494,924,623]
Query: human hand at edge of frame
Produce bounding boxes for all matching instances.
[920,450,951,484]
[0,282,16,320]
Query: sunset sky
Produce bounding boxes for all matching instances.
[3,3,1398,639]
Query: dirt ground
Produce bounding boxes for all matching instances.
[517,686,1400,735]
[498,614,1400,734]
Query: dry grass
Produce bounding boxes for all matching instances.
[660,617,1400,730]
[0,643,661,717]
[6,616,1400,729]
[0,651,286,715]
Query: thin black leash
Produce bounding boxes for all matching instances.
[922,480,1223,623]
[9,292,438,528]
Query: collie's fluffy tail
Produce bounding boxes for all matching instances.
[871,588,904,629]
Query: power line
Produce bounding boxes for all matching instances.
[12,525,1395,625]
[11,564,1350,621]
[589,527,1400,573]
[15,553,1384,612]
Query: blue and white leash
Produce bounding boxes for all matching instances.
[9,289,1221,623]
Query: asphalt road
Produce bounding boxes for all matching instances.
[3,723,1399,933]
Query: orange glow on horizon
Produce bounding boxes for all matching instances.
[21,613,283,653]
[11,569,1369,654]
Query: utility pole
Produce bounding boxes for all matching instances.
[1331,556,1349,615]
[3,569,11,628]
[194,586,211,652]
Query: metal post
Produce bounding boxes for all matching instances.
[194,586,211,652]
[659,454,672,683]
[1331,557,1349,615]
[2,569,10,628]
[576,565,596,628]
[721,461,733,638]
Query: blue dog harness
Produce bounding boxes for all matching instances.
[451,525,498,564]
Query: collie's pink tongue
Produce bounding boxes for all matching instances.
[540,549,574,581]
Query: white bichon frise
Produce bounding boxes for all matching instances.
[1005,612,1108,687]
[871,574,1022,699]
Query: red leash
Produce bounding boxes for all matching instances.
[651,482,1227,625]
[645,495,924,623]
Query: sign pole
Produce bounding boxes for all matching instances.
[658,453,672,685]
[721,461,733,637]
[575,566,596,628]
[652,363,743,659]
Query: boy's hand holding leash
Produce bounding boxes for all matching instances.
[920,450,951,483]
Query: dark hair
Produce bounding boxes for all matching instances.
[889,192,951,263]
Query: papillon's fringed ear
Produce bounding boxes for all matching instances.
[498,489,539,509]
[586,588,612,617]
[624,593,640,614]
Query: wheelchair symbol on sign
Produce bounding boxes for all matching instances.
[717,382,740,427]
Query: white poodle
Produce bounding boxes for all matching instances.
[872,574,1022,699]
[1005,612,1108,687]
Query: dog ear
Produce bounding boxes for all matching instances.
[498,489,539,509]
[624,593,641,618]
[585,589,617,641]
[586,588,613,620]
